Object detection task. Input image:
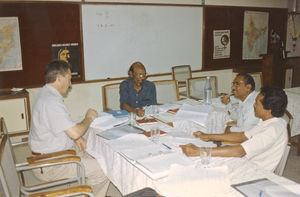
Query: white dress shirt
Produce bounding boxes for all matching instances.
[226,91,260,132]
[29,84,75,153]
[242,117,287,171]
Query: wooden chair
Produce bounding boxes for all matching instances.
[187,76,218,100]
[102,83,121,111]
[0,117,88,195]
[249,72,263,91]
[0,134,94,197]
[153,80,179,104]
[171,65,192,97]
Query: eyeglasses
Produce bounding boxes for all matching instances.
[232,81,245,87]
[133,72,147,78]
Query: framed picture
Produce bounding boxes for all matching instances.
[51,43,81,79]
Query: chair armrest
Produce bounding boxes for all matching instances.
[28,185,93,197]
[27,149,76,163]
[27,156,81,167]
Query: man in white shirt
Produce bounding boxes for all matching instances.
[29,60,109,197]
[180,86,288,171]
[221,73,260,133]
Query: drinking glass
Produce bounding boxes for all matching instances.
[150,126,160,143]
[129,112,136,125]
[200,147,211,165]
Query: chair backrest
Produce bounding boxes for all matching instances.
[274,110,293,176]
[187,76,218,100]
[153,80,179,104]
[249,72,263,92]
[102,83,121,111]
[171,65,192,84]
[0,117,8,135]
[0,134,21,197]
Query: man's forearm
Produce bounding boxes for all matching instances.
[212,145,246,157]
[204,132,247,143]
[66,116,93,140]
[122,103,136,113]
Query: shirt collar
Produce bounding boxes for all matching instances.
[45,84,63,99]
[258,117,280,126]
[240,91,256,104]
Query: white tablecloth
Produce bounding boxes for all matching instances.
[86,98,300,196]
[285,87,300,137]
[86,128,300,197]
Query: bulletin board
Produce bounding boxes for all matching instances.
[202,6,288,72]
[0,2,82,89]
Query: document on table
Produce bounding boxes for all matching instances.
[232,178,300,197]
[95,125,144,140]
[175,103,213,126]
[90,114,128,130]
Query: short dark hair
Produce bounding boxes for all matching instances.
[260,86,287,117]
[237,73,255,91]
[45,60,71,83]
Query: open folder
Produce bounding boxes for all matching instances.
[232,178,299,197]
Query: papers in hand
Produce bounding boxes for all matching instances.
[90,114,127,131]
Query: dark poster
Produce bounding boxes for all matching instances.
[51,43,81,79]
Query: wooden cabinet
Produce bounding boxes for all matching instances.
[261,44,287,88]
[0,89,31,133]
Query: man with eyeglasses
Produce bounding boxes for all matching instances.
[221,73,260,133]
[120,61,157,117]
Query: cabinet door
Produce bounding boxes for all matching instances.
[0,98,28,132]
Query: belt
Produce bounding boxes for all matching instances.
[31,151,42,156]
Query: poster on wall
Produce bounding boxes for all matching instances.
[51,43,81,79]
[286,14,300,57]
[242,11,269,60]
[213,30,230,59]
[0,17,23,72]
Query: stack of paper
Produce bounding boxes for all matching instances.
[175,103,213,126]
[90,115,128,130]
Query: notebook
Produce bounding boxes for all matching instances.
[105,110,129,118]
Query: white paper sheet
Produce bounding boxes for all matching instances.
[90,115,128,130]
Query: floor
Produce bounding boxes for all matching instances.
[5,136,300,196]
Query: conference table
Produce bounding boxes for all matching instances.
[86,98,300,197]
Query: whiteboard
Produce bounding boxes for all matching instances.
[82,4,203,80]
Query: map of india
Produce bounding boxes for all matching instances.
[242,11,269,60]
[0,17,22,71]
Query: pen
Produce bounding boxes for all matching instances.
[162,143,172,150]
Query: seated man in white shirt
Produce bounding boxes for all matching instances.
[29,60,109,197]
[180,86,288,171]
[221,73,260,133]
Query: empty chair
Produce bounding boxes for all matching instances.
[153,80,179,104]
[102,83,121,111]
[249,72,263,91]
[187,76,218,100]
[0,134,93,197]
[171,65,192,97]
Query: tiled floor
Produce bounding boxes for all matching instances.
[9,137,300,196]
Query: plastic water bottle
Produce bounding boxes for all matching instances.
[204,76,212,105]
